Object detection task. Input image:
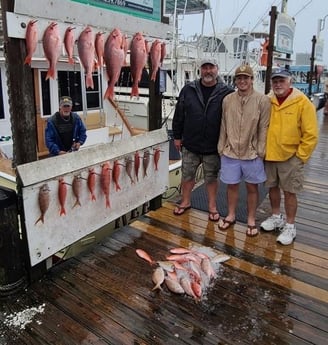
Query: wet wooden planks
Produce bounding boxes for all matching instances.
[0,202,327,345]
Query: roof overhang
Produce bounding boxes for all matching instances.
[165,0,211,15]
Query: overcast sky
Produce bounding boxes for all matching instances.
[179,0,328,66]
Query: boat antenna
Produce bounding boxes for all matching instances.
[292,0,312,18]
[250,0,281,32]
[226,0,252,33]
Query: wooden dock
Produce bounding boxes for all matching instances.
[0,111,327,345]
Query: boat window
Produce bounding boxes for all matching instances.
[118,66,150,88]
[198,36,226,53]
[0,69,5,120]
[40,70,101,116]
[40,71,51,116]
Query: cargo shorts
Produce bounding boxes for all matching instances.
[181,147,220,184]
[264,155,304,193]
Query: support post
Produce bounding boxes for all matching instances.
[0,187,27,296]
[308,35,317,97]
[265,6,277,94]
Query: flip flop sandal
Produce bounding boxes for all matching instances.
[173,204,191,216]
[218,218,236,230]
[246,225,259,237]
[208,211,220,222]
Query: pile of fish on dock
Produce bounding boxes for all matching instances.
[136,246,230,302]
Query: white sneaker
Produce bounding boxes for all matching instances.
[277,224,296,245]
[260,214,285,231]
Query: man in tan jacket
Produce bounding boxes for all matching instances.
[217,65,271,236]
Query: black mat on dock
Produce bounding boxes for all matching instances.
[191,180,268,224]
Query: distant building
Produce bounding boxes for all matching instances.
[295,53,311,65]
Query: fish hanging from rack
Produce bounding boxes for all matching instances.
[125,156,134,184]
[112,160,122,192]
[24,20,38,66]
[64,26,75,65]
[35,183,50,225]
[103,28,125,101]
[100,162,111,208]
[143,150,150,177]
[43,22,62,80]
[72,174,83,208]
[77,26,95,89]
[58,177,68,216]
[87,168,97,201]
[95,31,105,69]
[149,39,162,82]
[134,151,140,182]
[130,32,148,98]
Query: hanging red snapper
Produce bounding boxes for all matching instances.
[77,26,95,89]
[150,39,162,81]
[100,162,111,208]
[24,20,38,65]
[134,151,140,182]
[130,32,148,97]
[64,26,75,65]
[95,31,105,69]
[143,150,150,177]
[72,175,83,208]
[35,183,50,225]
[103,28,125,101]
[58,178,67,216]
[112,160,121,192]
[87,168,97,201]
[43,22,62,80]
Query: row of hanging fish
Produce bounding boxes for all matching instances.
[34,148,162,225]
[136,246,230,302]
[24,20,166,99]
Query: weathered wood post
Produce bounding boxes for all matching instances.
[0,186,27,296]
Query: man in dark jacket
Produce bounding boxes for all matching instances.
[45,96,87,156]
[172,59,233,221]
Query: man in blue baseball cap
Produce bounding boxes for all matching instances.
[260,68,318,245]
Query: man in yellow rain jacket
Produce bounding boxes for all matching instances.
[261,68,318,245]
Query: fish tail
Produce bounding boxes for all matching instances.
[24,56,32,65]
[60,207,66,216]
[130,84,139,98]
[115,184,121,192]
[46,67,55,80]
[91,193,96,201]
[68,57,74,65]
[105,196,110,208]
[152,284,163,291]
[34,215,44,225]
[72,199,81,208]
[86,74,94,89]
[150,71,156,81]
[104,86,114,101]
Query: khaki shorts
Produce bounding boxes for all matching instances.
[264,155,304,193]
[181,147,220,184]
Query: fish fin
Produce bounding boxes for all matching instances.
[104,86,114,101]
[72,199,81,208]
[150,71,157,82]
[105,197,110,208]
[46,67,55,80]
[130,84,139,98]
[86,76,94,89]
[34,215,44,225]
